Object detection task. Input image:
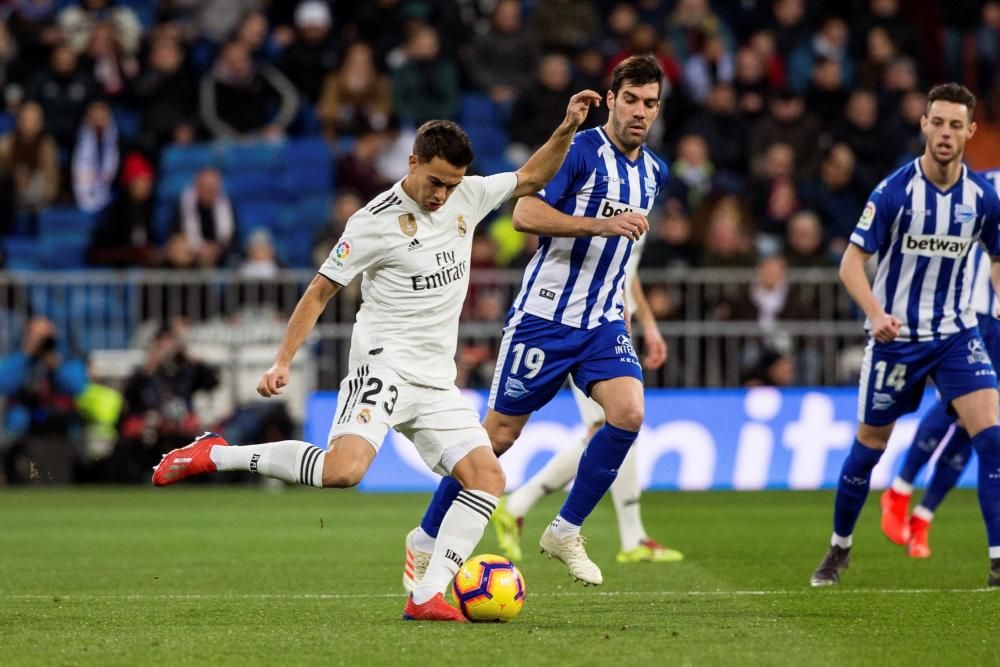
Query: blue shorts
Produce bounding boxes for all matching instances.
[858,325,997,426]
[488,311,643,415]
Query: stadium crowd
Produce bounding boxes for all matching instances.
[1,0,1000,482]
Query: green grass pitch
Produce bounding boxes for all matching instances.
[1,487,998,665]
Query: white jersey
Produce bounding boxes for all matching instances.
[319,173,518,388]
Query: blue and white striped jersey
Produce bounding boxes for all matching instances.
[849,159,1000,341]
[511,127,669,329]
[971,169,1000,318]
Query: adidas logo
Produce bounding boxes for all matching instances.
[407,238,422,252]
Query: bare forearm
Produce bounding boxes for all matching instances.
[512,196,596,237]
[839,246,882,319]
[991,258,1000,315]
[274,276,338,366]
[630,278,657,332]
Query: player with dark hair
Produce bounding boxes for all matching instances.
[810,83,1000,587]
[153,91,603,622]
[403,54,671,588]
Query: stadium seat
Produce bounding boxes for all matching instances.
[236,200,285,241]
[119,0,158,28]
[225,171,284,202]
[157,172,193,204]
[161,143,218,174]
[222,142,284,171]
[38,207,96,236]
[0,111,14,136]
[2,236,39,270]
[112,107,141,140]
[460,94,498,127]
[39,230,90,269]
[275,229,315,267]
[153,200,175,243]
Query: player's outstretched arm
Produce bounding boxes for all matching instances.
[630,276,667,369]
[509,90,602,199]
[511,196,648,240]
[991,255,1000,317]
[257,274,341,397]
[839,243,900,343]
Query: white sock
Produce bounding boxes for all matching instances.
[990,546,1000,558]
[891,477,914,495]
[411,526,436,552]
[506,438,586,518]
[912,505,934,522]
[549,514,581,540]
[830,532,852,549]
[610,443,646,551]
[212,440,325,488]
[412,489,498,604]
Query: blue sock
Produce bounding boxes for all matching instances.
[833,439,884,538]
[898,401,953,484]
[419,476,462,538]
[921,427,972,512]
[971,425,1000,549]
[558,423,638,526]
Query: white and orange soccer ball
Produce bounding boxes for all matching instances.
[451,554,526,622]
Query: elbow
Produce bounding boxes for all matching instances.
[512,215,529,233]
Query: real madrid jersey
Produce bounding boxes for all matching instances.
[512,127,669,329]
[849,159,1000,341]
[319,173,518,388]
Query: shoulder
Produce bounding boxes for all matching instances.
[362,187,407,218]
[641,145,670,183]
[966,168,997,202]
[872,161,917,202]
[568,128,604,159]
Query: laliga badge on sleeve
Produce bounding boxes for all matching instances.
[858,201,876,230]
[398,213,417,237]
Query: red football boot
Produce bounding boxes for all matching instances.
[152,432,229,487]
[402,593,467,623]
[880,488,911,545]
[907,515,932,558]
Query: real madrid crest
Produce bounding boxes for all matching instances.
[457,215,467,237]
[398,213,417,237]
[357,407,372,424]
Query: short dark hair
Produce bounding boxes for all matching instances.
[926,82,976,120]
[610,54,664,97]
[412,120,474,167]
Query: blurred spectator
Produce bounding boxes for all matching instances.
[879,56,919,115]
[312,189,363,267]
[700,195,756,267]
[741,347,796,387]
[85,19,139,99]
[768,0,810,56]
[0,22,22,108]
[787,16,853,93]
[644,284,682,321]
[233,10,275,62]
[830,88,887,192]
[390,25,459,127]
[715,254,820,322]
[170,0,264,46]
[853,0,921,67]
[352,0,409,68]
[114,324,219,482]
[199,41,299,140]
[316,41,392,141]
[334,118,394,201]
[172,167,237,267]
[0,101,60,216]
[601,2,640,57]
[28,43,96,151]
[747,142,801,242]
[732,46,770,119]
[158,232,197,270]
[71,99,119,212]
[805,57,849,120]
[0,317,88,484]
[608,22,682,87]
[748,29,786,88]
[666,0,735,62]
[507,233,540,269]
[683,83,747,178]
[749,88,822,180]
[895,88,927,162]
[508,54,575,160]
[86,152,155,267]
[130,35,198,152]
[531,0,600,53]
[6,1,61,79]
[784,210,834,267]
[279,1,339,103]
[666,134,716,215]
[467,0,538,104]
[941,0,999,102]
[641,209,701,269]
[240,228,280,280]
[56,0,141,57]
[804,143,864,254]
[682,33,734,105]
[858,25,898,91]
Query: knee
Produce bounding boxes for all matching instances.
[322,459,365,488]
[856,424,891,450]
[465,461,506,497]
[608,405,644,433]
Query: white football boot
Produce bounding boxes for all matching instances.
[539,526,603,586]
[402,528,431,593]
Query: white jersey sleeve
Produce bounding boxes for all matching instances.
[317,211,383,286]
[463,173,518,228]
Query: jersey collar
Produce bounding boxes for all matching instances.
[597,127,645,166]
[914,157,968,196]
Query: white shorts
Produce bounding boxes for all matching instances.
[570,381,606,427]
[327,363,490,476]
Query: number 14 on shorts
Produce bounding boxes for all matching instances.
[873,361,907,392]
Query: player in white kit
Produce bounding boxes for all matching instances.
[152,90,604,622]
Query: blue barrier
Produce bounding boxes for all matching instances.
[305,388,976,492]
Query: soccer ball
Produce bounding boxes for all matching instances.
[451,554,526,622]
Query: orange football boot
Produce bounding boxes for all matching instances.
[152,432,229,486]
[402,593,467,623]
[880,488,911,545]
[907,515,932,558]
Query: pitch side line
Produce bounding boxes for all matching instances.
[3,588,996,601]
